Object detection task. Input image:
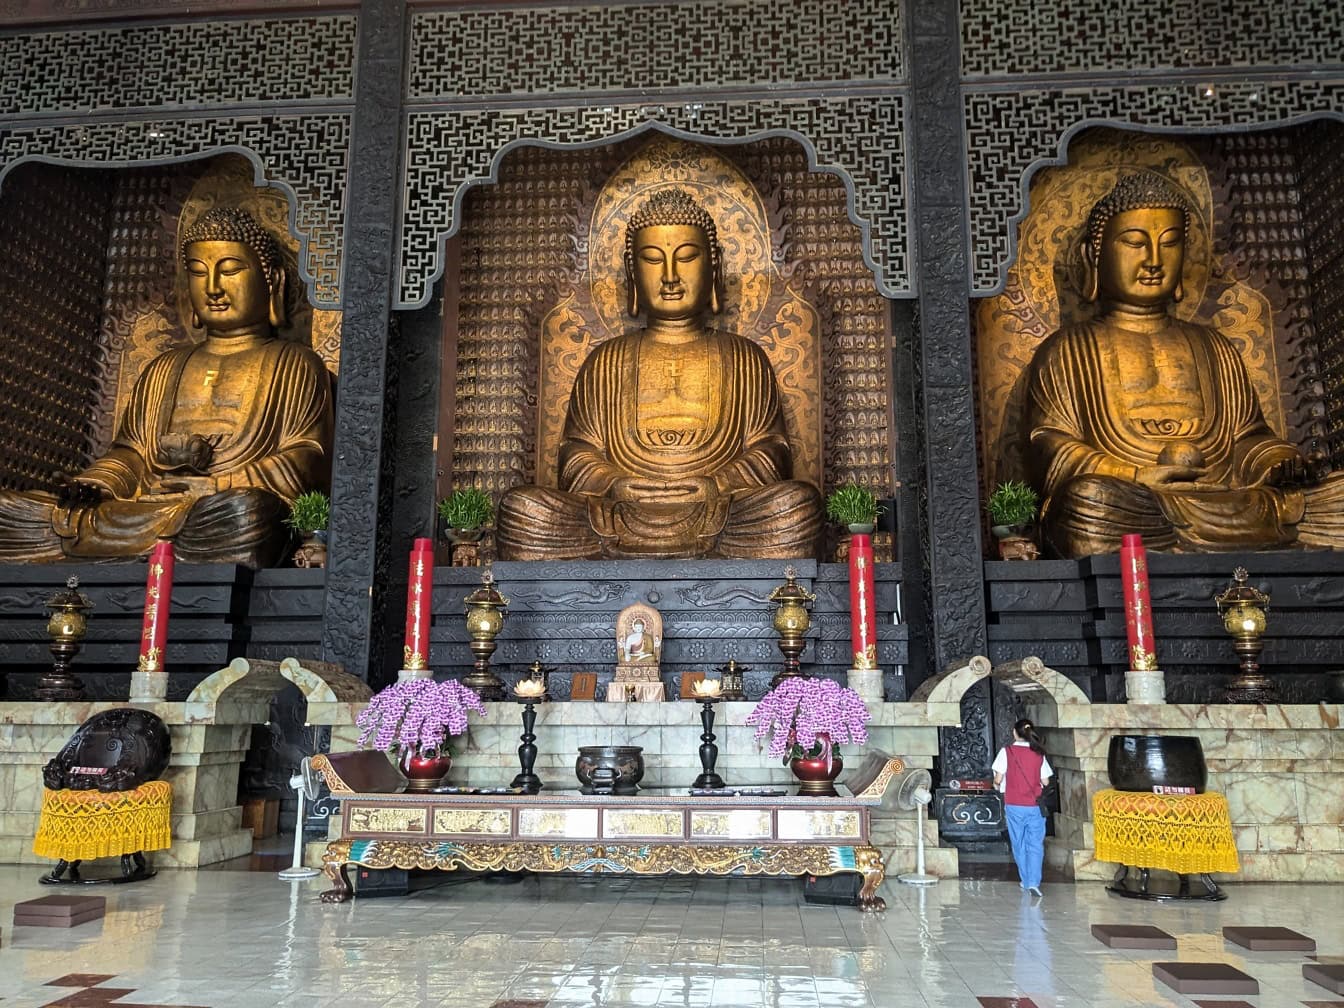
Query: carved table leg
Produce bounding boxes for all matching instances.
[319,861,353,904]
[1113,864,1129,886]
[855,846,887,913]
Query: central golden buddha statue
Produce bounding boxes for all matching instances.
[1026,173,1344,557]
[495,188,823,560]
[0,207,333,568]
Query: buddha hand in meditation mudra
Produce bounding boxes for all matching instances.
[0,207,333,568]
[496,188,823,560]
[1027,173,1344,557]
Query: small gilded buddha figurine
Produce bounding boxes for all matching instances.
[1026,173,1344,557]
[0,207,333,568]
[495,188,823,560]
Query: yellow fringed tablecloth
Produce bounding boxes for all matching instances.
[33,780,172,862]
[1092,788,1239,875]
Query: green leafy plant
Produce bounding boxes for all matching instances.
[986,480,1040,528]
[437,487,494,530]
[285,491,330,534]
[825,483,883,527]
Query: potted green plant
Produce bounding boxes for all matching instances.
[436,487,494,545]
[286,491,330,568]
[986,480,1040,560]
[825,483,884,535]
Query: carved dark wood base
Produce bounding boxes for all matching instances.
[1107,865,1226,902]
[39,853,154,886]
[319,861,353,903]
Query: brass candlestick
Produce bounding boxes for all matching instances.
[769,566,815,688]
[36,576,93,701]
[1215,567,1272,704]
[462,564,508,701]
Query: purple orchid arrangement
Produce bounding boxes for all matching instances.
[744,677,871,764]
[356,677,488,756]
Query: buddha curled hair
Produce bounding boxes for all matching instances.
[1085,173,1193,254]
[181,207,283,288]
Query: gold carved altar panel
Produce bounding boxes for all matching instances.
[602,808,685,840]
[689,809,773,841]
[537,137,822,490]
[975,128,1285,493]
[776,809,862,841]
[348,806,428,835]
[433,808,512,836]
[517,807,599,839]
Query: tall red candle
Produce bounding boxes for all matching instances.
[138,539,174,675]
[849,532,877,669]
[1121,533,1157,671]
[403,537,434,670]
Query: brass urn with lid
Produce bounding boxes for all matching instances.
[768,566,816,688]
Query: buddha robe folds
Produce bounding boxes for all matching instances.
[1027,318,1344,556]
[497,329,822,560]
[0,340,332,567]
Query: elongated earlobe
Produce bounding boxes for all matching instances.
[1082,241,1100,303]
[268,267,288,327]
[1172,278,1185,304]
[625,255,640,317]
[191,309,202,329]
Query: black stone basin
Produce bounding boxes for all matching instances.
[1107,735,1207,793]
[575,745,645,796]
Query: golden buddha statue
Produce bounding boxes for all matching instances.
[495,188,823,560]
[0,207,333,567]
[1026,173,1344,557]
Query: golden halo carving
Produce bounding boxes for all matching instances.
[588,137,772,340]
[1015,131,1213,334]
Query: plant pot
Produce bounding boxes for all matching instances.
[789,734,844,797]
[1106,735,1207,793]
[575,745,644,795]
[991,524,1038,561]
[399,749,452,792]
[442,527,485,545]
[293,530,328,569]
[846,523,875,536]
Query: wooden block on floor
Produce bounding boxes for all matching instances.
[1091,923,1177,949]
[1152,962,1258,996]
[1304,963,1344,995]
[13,895,105,928]
[1222,925,1315,951]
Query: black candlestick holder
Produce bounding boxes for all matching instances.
[510,698,543,794]
[692,698,726,789]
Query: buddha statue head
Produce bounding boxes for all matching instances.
[181,207,288,333]
[623,187,725,320]
[1081,173,1193,308]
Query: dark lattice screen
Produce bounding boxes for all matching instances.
[1295,120,1344,471]
[0,164,112,492]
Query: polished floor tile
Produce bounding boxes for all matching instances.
[0,867,1342,1007]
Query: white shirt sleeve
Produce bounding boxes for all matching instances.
[991,747,1007,783]
[1041,755,1053,781]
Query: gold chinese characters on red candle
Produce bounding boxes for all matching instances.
[138,539,175,674]
[1120,533,1157,671]
[403,537,434,670]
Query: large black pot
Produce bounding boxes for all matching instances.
[1107,735,1207,793]
[575,745,645,796]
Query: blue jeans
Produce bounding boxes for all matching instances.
[1005,802,1045,889]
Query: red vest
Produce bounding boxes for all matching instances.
[1004,744,1045,807]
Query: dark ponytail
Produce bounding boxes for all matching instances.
[1014,718,1046,755]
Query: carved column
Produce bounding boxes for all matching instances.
[908,0,993,780]
[321,0,408,680]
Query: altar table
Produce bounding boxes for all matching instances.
[312,751,905,912]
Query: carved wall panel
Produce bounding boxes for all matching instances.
[447,136,894,558]
[400,98,909,308]
[1296,121,1344,471]
[407,0,904,100]
[974,129,1288,494]
[960,0,1344,78]
[963,82,1344,295]
[0,15,356,117]
[0,165,111,491]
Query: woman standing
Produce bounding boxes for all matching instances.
[992,718,1053,897]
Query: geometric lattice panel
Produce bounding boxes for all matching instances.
[961,0,1344,78]
[0,115,352,307]
[964,80,1344,294]
[398,97,909,308]
[408,0,903,99]
[0,16,356,117]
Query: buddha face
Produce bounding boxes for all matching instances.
[184,240,274,333]
[630,224,714,322]
[1094,207,1185,308]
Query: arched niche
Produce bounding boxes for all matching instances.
[911,655,1090,710]
[973,121,1344,513]
[0,152,340,494]
[436,132,900,560]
